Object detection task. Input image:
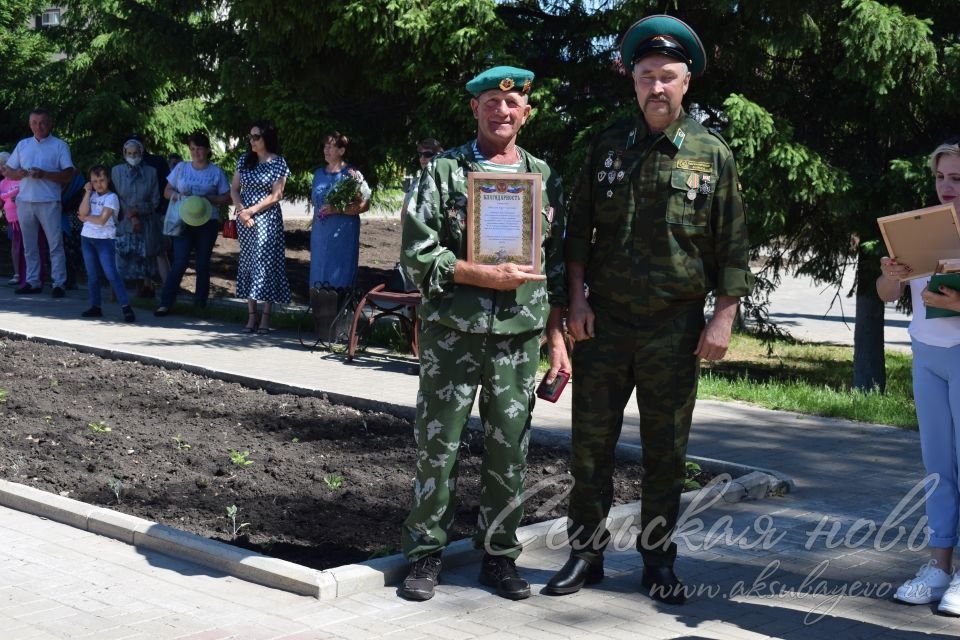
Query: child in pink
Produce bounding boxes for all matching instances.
[0,151,47,287]
[0,151,22,285]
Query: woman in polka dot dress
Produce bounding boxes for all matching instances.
[230,121,292,334]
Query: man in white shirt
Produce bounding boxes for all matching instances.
[1,109,75,297]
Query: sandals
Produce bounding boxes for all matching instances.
[257,311,271,335]
[243,311,259,333]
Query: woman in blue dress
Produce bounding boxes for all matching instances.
[230,120,292,334]
[310,131,371,293]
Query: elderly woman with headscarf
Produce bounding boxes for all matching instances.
[112,138,160,298]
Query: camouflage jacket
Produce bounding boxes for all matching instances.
[401,141,567,334]
[565,111,753,319]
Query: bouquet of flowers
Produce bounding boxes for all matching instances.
[325,173,362,213]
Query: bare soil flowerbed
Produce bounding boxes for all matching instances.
[0,338,714,571]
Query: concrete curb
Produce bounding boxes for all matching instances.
[0,458,791,601]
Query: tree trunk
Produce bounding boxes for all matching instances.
[852,258,887,393]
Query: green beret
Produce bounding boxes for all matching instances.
[620,15,706,77]
[465,66,534,97]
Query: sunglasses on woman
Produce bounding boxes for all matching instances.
[418,150,435,158]
[248,133,263,142]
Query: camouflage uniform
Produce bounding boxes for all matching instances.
[400,142,567,560]
[564,111,753,568]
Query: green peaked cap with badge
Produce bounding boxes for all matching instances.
[465,65,534,97]
[620,14,706,77]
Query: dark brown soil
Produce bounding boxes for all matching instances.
[0,337,715,570]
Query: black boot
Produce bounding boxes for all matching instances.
[479,553,531,600]
[641,566,686,605]
[544,555,604,595]
[397,554,442,601]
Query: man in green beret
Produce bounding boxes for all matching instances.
[545,15,753,605]
[397,65,570,601]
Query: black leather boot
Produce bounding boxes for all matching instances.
[544,555,604,595]
[641,565,686,605]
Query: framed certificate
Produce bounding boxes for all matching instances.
[877,202,960,280]
[466,172,542,271]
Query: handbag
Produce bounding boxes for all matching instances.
[163,198,184,237]
[222,219,238,239]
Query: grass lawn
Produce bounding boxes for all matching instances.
[699,333,916,429]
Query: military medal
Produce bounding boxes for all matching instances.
[686,189,697,201]
[597,171,607,182]
[607,172,616,184]
[616,170,625,181]
[698,174,712,194]
[686,173,699,190]
[604,151,614,168]
[606,189,614,198]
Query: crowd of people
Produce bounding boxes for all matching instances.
[0,112,390,333]
[2,11,959,616]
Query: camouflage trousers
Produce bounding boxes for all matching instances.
[567,301,704,568]
[401,321,541,561]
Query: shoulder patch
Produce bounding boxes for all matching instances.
[676,159,713,173]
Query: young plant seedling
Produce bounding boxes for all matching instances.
[107,478,123,504]
[323,474,344,489]
[225,504,250,537]
[88,421,112,433]
[173,434,191,450]
[228,449,253,467]
[683,461,703,491]
[0,389,7,404]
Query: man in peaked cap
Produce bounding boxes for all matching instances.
[396,66,570,601]
[545,16,753,604]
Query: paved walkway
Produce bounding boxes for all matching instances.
[763,268,911,352]
[0,286,954,639]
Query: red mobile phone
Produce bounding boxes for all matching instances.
[536,370,570,403]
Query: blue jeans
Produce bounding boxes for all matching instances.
[160,219,219,308]
[914,340,960,548]
[81,236,129,307]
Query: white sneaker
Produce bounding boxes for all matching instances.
[895,560,952,604]
[7,275,19,285]
[939,573,960,615]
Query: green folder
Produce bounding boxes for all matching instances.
[926,273,960,318]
